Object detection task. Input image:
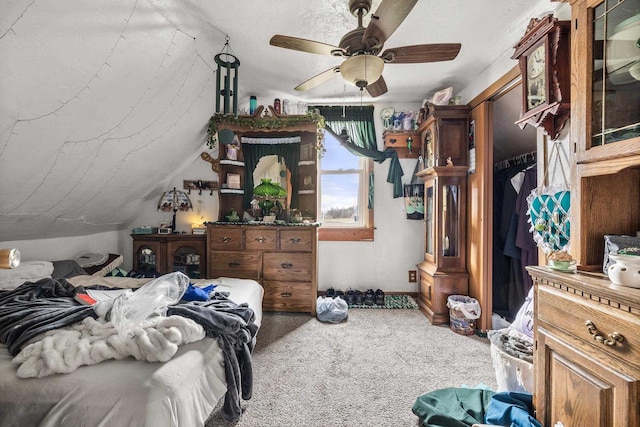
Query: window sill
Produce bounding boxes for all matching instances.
[319,226,374,241]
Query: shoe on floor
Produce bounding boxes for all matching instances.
[345,289,356,305]
[335,290,345,300]
[354,290,364,305]
[326,287,336,298]
[364,289,375,306]
[374,289,385,306]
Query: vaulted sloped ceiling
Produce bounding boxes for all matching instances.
[0,1,220,240]
[0,0,550,241]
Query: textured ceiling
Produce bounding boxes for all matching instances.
[0,0,556,241]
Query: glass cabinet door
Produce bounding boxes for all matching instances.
[172,245,202,279]
[136,246,158,273]
[425,183,434,257]
[590,0,640,147]
[442,184,460,257]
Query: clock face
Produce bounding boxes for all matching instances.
[526,44,546,110]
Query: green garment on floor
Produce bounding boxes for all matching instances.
[412,387,496,427]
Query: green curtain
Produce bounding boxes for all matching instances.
[242,142,300,209]
[315,105,404,200]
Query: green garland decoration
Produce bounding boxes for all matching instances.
[206,111,326,153]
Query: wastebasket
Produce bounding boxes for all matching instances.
[447,295,481,335]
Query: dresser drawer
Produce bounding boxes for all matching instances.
[262,281,312,312]
[245,229,277,251]
[208,228,242,251]
[537,284,640,370]
[279,229,313,252]
[263,252,312,281]
[209,251,261,280]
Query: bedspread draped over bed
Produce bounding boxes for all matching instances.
[0,277,259,423]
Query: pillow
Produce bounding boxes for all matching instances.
[52,260,88,279]
[0,261,54,290]
[81,253,124,276]
[74,252,109,268]
[508,286,534,339]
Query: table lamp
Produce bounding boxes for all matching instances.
[157,187,193,233]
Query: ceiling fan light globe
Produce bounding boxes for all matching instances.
[340,55,384,88]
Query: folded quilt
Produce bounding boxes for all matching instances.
[13,315,205,378]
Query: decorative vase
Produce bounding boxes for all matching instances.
[607,253,640,288]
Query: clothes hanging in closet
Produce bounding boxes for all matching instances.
[492,156,537,322]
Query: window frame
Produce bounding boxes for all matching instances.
[318,134,374,241]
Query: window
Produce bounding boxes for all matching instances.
[319,131,373,241]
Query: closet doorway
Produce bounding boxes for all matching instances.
[467,67,540,331]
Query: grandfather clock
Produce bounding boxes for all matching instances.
[416,104,470,325]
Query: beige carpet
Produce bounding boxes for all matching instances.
[206,307,498,427]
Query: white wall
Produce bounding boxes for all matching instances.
[0,231,122,262]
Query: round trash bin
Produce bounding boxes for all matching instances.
[447,295,481,335]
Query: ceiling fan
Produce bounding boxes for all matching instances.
[269,0,461,97]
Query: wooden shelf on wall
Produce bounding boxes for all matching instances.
[383,130,421,159]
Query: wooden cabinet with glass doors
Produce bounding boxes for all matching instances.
[529,1,640,426]
[570,0,640,269]
[416,166,468,324]
[131,234,206,279]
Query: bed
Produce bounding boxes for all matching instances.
[0,268,263,427]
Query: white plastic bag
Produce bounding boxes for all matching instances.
[316,296,348,323]
[110,272,189,336]
[446,295,481,319]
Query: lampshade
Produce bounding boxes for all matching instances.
[340,55,384,89]
[157,188,193,232]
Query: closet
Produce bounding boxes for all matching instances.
[490,84,538,323]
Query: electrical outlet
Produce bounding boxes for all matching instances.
[408,270,417,282]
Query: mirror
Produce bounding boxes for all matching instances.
[253,155,287,189]
[252,155,291,211]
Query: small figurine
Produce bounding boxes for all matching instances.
[446,157,454,166]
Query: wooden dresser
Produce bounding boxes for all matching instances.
[207,224,318,314]
[527,266,640,427]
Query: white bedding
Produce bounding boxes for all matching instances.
[0,276,263,427]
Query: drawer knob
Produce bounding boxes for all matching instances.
[289,237,302,244]
[228,261,240,268]
[280,292,292,298]
[281,262,293,269]
[221,237,231,243]
[255,237,266,243]
[585,320,624,346]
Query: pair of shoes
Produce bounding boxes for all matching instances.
[363,289,375,306]
[345,288,356,305]
[354,289,364,305]
[374,289,385,306]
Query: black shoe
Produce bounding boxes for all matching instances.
[335,290,345,300]
[364,289,375,306]
[345,289,356,305]
[374,289,385,306]
[326,287,336,298]
[354,290,364,305]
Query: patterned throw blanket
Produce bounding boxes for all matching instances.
[13,315,205,378]
[0,277,258,422]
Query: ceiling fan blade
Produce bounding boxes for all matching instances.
[362,0,419,50]
[270,35,345,56]
[380,44,461,63]
[295,67,341,91]
[366,76,388,97]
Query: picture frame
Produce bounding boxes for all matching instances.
[226,173,241,189]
